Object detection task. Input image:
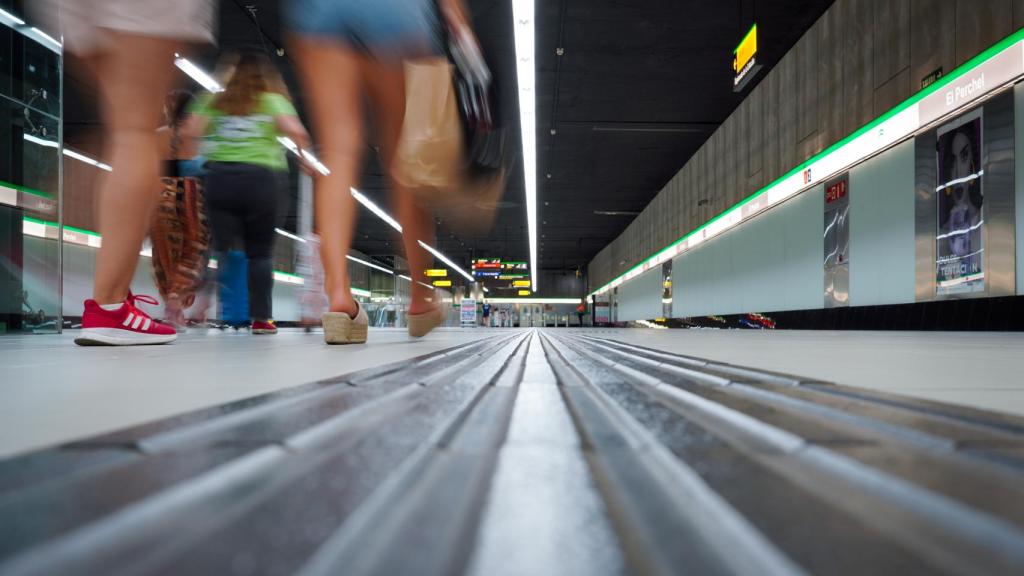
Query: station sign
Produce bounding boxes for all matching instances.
[472,259,502,270]
[512,280,532,288]
[517,290,532,296]
[424,269,448,277]
[503,261,528,271]
[474,270,500,278]
[733,24,762,92]
[498,274,528,280]
[918,44,1024,127]
[433,279,452,287]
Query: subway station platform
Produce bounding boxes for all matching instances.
[2,328,1024,575]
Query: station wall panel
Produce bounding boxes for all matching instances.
[1016,82,1024,295]
[956,0,1013,67]
[849,139,917,306]
[615,266,663,322]
[672,186,822,319]
[590,0,1024,294]
[910,0,956,93]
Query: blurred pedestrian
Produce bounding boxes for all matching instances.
[152,90,211,331]
[182,52,312,336]
[285,0,483,344]
[31,0,218,345]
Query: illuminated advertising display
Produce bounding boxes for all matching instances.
[935,110,984,295]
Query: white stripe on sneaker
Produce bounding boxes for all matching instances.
[142,318,152,331]
[132,315,144,330]
[123,313,135,327]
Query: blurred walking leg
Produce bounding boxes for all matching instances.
[90,33,181,305]
[290,38,365,318]
[362,59,436,316]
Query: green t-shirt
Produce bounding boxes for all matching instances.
[189,92,297,171]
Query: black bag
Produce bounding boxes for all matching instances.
[436,9,508,174]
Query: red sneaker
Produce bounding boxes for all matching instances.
[251,320,278,335]
[75,293,178,346]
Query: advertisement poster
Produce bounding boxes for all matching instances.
[460,299,477,324]
[935,110,985,295]
[594,304,610,324]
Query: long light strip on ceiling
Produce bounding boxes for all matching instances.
[174,54,223,93]
[29,26,61,50]
[0,9,61,54]
[512,0,538,292]
[350,188,403,232]
[485,297,581,305]
[419,240,474,282]
[23,134,112,171]
[590,29,1024,298]
[347,254,394,275]
[0,7,25,26]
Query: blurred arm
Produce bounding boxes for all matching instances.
[276,114,311,150]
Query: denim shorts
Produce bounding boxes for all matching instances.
[286,0,436,55]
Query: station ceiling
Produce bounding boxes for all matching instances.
[64,0,836,278]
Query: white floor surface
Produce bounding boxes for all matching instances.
[0,327,501,459]
[592,328,1024,418]
[2,327,1023,459]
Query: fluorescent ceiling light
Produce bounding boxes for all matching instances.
[277,136,299,155]
[28,27,61,50]
[512,0,538,292]
[277,136,330,176]
[274,228,306,243]
[419,240,474,283]
[485,297,582,305]
[398,275,412,281]
[63,148,113,171]
[483,287,490,293]
[351,188,403,232]
[347,254,394,275]
[419,281,436,291]
[23,134,57,148]
[174,55,223,93]
[0,8,25,26]
[300,149,330,176]
[24,134,112,171]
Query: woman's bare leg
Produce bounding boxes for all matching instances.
[361,59,436,316]
[91,33,181,304]
[290,38,364,317]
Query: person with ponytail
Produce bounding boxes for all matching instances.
[183,52,311,335]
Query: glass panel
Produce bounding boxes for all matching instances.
[0,20,61,335]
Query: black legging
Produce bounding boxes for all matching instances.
[204,162,279,321]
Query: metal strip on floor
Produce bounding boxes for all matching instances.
[2,329,1024,576]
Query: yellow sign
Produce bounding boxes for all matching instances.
[512,280,532,288]
[517,290,531,296]
[733,24,757,76]
[433,280,452,287]
[425,269,448,277]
